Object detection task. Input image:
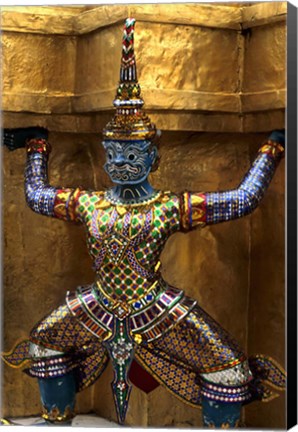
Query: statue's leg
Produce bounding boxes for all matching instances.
[200,360,251,428]
[27,302,106,425]
[201,398,242,429]
[135,303,252,428]
[28,343,76,425]
[3,299,108,425]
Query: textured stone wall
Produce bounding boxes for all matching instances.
[2,3,286,131]
[2,3,286,428]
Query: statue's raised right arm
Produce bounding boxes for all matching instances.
[4,127,82,223]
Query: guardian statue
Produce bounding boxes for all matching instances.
[3,18,285,428]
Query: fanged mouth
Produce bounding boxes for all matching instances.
[108,164,141,175]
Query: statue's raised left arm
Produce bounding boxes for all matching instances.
[180,130,285,231]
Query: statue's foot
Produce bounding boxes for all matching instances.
[44,420,72,427]
[37,417,73,427]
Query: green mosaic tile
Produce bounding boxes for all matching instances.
[115,288,122,296]
[115,221,123,231]
[137,288,144,295]
[126,288,133,296]
[131,217,139,226]
[131,227,139,236]
[105,285,113,294]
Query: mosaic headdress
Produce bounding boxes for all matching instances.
[103,18,157,141]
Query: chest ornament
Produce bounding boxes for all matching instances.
[104,233,130,265]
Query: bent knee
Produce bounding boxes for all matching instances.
[28,342,65,359]
[201,360,252,386]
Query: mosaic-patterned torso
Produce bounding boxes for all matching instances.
[78,191,179,304]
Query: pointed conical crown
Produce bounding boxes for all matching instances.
[103,18,157,141]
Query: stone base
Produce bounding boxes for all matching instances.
[2,414,119,428]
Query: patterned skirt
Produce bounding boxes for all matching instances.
[2,292,286,407]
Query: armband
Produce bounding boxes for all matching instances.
[26,138,52,156]
[258,140,285,160]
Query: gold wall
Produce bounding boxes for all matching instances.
[2,3,286,428]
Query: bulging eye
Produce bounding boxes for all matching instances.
[107,151,114,161]
[128,153,136,161]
